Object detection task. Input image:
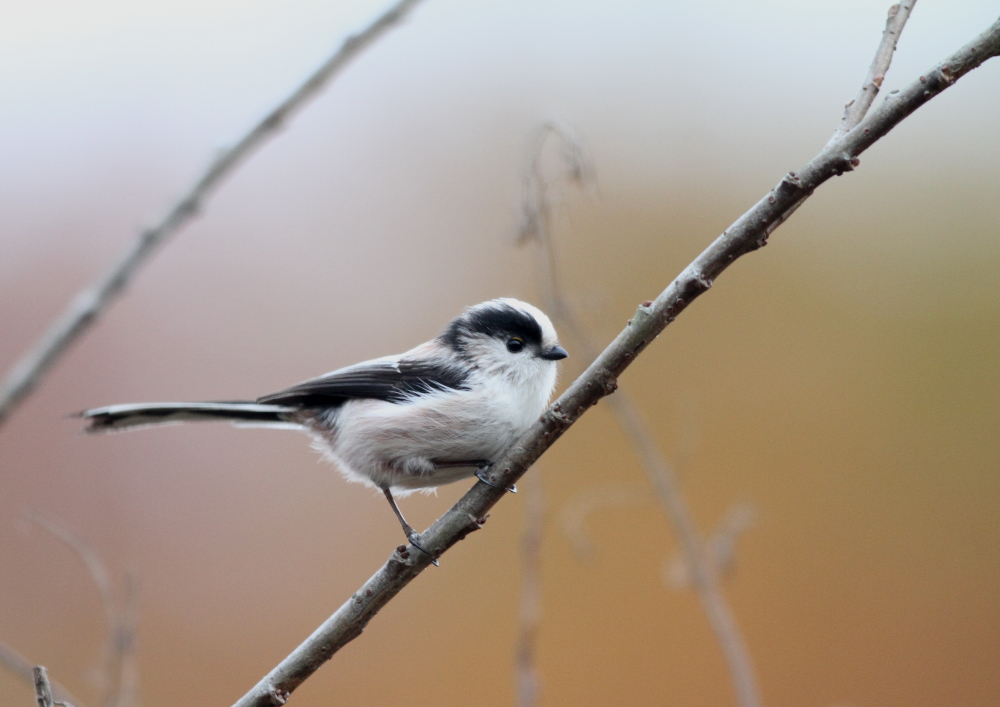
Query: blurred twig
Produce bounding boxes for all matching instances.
[17,513,139,707]
[666,504,756,590]
[229,13,1000,707]
[521,122,763,707]
[515,472,544,707]
[560,484,650,560]
[511,120,594,707]
[0,0,425,429]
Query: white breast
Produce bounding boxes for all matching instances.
[305,363,556,495]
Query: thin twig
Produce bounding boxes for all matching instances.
[511,120,592,707]
[26,514,116,705]
[666,504,757,590]
[560,484,650,559]
[0,645,81,707]
[608,389,763,706]
[0,0,425,429]
[24,513,139,707]
[34,666,54,707]
[521,120,763,707]
[228,18,1000,707]
[830,1,917,144]
[33,666,75,707]
[515,472,544,707]
[108,573,139,707]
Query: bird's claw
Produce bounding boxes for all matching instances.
[475,465,516,493]
[406,533,439,566]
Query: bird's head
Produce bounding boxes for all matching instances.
[439,298,568,388]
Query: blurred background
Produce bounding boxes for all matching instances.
[1,1,999,706]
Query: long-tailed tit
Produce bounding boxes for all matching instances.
[79,298,568,551]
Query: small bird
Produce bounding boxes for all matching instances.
[79,299,568,552]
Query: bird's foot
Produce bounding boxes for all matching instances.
[475,462,516,493]
[405,531,439,566]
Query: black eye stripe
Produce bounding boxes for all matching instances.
[440,302,546,357]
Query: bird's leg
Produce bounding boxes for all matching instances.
[381,487,438,564]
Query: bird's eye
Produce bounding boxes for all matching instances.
[506,338,525,353]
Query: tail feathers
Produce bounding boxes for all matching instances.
[77,401,299,433]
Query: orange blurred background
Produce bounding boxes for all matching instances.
[2,1,999,706]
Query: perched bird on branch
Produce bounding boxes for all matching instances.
[79,299,568,552]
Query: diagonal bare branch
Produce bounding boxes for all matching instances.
[0,0,425,429]
[228,15,1000,707]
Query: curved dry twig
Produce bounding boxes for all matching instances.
[665,504,757,590]
[23,513,139,707]
[559,484,650,560]
[229,14,1000,707]
[522,120,763,707]
[0,0,425,429]
[514,472,544,707]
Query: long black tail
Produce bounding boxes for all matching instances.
[77,401,299,433]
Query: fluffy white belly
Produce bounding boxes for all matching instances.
[303,387,540,495]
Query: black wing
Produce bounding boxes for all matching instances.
[256,357,470,408]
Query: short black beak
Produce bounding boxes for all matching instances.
[540,345,569,361]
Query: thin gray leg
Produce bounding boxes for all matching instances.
[383,487,418,540]
[382,487,437,564]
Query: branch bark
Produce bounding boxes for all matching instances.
[229,14,1000,707]
[33,666,74,707]
[830,1,916,143]
[33,666,54,707]
[0,645,80,707]
[0,0,424,429]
